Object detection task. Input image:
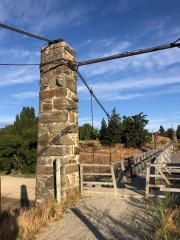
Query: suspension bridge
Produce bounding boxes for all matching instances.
[0,23,180,202]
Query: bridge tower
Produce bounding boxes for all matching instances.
[35,40,79,204]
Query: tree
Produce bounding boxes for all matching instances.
[165,128,173,140]
[107,108,122,146]
[176,125,180,139]
[79,123,99,140]
[159,125,165,136]
[99,118,109,145]
[121,112,150,148]
[99,108,122,146]
[0,107,38,174]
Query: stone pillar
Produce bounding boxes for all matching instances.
[35,40,79,204]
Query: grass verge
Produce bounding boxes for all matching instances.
[140,195,180,240]
[0,189,80,240]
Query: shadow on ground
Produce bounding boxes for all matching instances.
[71,197,151,240]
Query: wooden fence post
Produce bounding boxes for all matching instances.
[145,163,150,198]
[56,159,61,203]
[121,160,127,183]
[111,165,118,196]
[80,164,83,194]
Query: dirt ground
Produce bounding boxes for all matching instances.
[0,176,36,211]
[38,195,150,240]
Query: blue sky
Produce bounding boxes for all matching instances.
[0,0,179,131]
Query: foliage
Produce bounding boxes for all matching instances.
[99,118,109,145]
[99,110,150,148]
[159,125,165,136]
[121,112,150,148]
[176,125,180,139]
[0,189,80,240]
[143,196,180,240]
[79,123,99,140]
[0,107,38,174]
[164,128,173,140]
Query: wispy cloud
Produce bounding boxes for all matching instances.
[12,91,38,100]
[0,67,39,87]
[0,0,93,35]
[80,46,180,77]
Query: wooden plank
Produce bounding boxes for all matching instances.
[56,159,61,203]
[145,163,150,198]
[121,161,127,183]
[80,164,83,194]
[83,172,112,176]
[155,166,171,185]
[160,187,180,192]
[82,181,114,185]
[111,165,118,196]
[80,163,110,167]
[149,175,180,180]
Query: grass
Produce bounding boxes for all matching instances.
[0,189,80,240]
[140,195,180,240]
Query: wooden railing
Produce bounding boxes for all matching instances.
[79,148,162,196]
[145,143,180,198]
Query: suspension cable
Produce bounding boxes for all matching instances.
[90,88,95,163]
[0,23,51,42]
[77,40,180,66]
[76,69,110,119]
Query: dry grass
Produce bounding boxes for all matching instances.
[143,196,180,240]
[79,137,170,164]
[0,189,80,240]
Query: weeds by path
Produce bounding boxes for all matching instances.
[0,189,80,240]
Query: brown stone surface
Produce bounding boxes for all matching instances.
[44,146,72,156]
[36,40,79,203]
[45,176,54,188]
[38,133,49,146]
[40,88,67,100]
[54,135,75,145]
[43,103,52,111]
[39,111,68,123]
[66,164,79,174]
[36,165,53,175]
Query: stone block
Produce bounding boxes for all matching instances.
[45,176,54,188]
[45,146,72,156]
[39,111,68,123]
[36,165,53,175]
[38,133,49,146]
[40,88,67,100]
[50,123,68,134]
[54,134,75,145]
[74,147,80,155]
[65,76,77,94]
[43,103,52,111]
[66,164,79,174]
[53,98,68,110]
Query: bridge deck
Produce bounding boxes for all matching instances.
[123,152,180,197]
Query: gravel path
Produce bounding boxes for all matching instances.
[38,195,150,240]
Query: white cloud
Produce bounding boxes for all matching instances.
[79,47,180,77]
[0,67,39,87]
[79,117,101,128]
[0,0,93,35]
[12,91,38,100]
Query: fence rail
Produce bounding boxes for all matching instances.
[145,143,180,198]
[80,147,162,196]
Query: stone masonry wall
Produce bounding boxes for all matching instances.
[35,40,79,203]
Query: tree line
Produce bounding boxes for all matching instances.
[79,108,180,147]
[0,106,179,174]
[0,107,37,174]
